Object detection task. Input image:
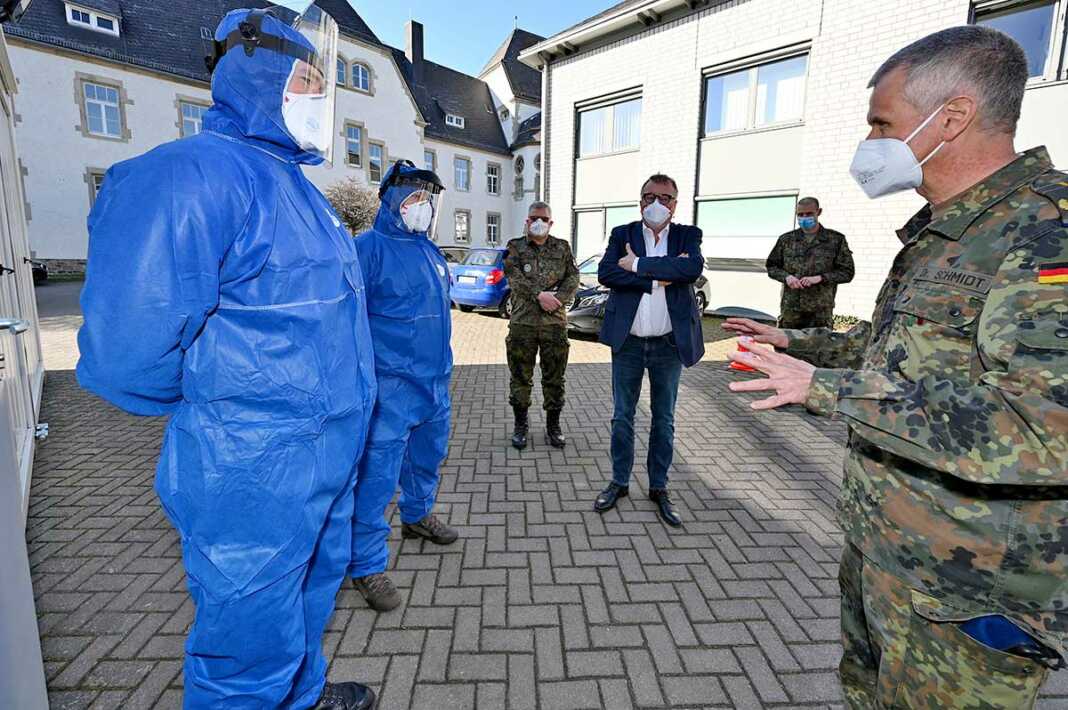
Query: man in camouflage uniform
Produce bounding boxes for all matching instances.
[725,26,1068,709]
[766,197,855,329]
[503,201,580,449]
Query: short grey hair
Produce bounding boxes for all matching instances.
[797,196,820,209]
[869,25,1028,134]
[528,201,552,217]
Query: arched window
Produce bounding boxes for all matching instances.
[352,63,371,92]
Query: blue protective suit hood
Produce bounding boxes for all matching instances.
[203,9,324,164]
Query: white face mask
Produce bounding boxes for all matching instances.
[642,200,671,228]
[528,220,550,237]
[400,200,433,233]
[282,92,330,154]
[849,104,946,199]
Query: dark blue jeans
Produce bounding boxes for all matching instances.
[610,334,683,490]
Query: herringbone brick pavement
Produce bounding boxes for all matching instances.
[27,309,1068,708]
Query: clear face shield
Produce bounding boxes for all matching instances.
[393,183,444,239]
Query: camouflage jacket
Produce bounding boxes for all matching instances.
[785,147,1068,654]
[503,234,580,328]
[766,226,855,313]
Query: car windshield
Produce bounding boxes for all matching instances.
[443,250,465,263]
[579,256,600,275]
[464,250,500,266]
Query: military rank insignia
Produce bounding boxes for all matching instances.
[1038,262,1068,284]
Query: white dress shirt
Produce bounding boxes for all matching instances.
[628,224,672,337]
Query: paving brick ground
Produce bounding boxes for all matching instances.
[27,293,1068,708]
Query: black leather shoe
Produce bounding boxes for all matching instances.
[511,407,529,450]
[313,681,376,709]
[594,483,629,513]
[649,489,682,527]
[545,409,566,448]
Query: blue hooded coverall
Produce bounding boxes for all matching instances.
[76,10,376,709]
[348,163,453,579]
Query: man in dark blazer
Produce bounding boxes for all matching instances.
[594,173,704,527]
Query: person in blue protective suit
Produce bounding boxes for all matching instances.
[347,161,460,612]
[76,5,377,710]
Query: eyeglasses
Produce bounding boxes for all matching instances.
[528,216,550,223]
[641,192,676,206]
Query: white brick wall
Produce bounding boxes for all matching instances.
[545,0,1068,318]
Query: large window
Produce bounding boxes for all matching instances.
[704,54,807,136]
[179,102,206,137]
[83,82,122,138]
[573,205,637,261]
[487,163,500,195]
[974,1,1064,80]
[577,96,642,158]
[368,142,385,183]
[486,213,501,245]
[454,210,470,243]
[346,124,363,167]
[695,196,797,238]
[352,63,371,92]
[454,157,471,192]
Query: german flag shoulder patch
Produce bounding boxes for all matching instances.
[1038,261,1068,284]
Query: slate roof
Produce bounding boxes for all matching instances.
[512,112,540,150]
[5,0,380,84]
[7,0,522,156]
[545,0,645,43]
[389,46,511,156]
[478,28,543,104]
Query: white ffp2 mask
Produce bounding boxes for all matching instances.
[642,200,671,227]
[282,92,330,154]
[528,220,550,237]
[849,104,946,199]
[400,201,433,233]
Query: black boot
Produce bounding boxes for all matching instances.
[511,407,529,449]
[545,409,566,448]
[313,681,376,709]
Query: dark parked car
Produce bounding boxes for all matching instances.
[450,247,512,318]
[31,260,47,285]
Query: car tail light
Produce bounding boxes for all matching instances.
[484,269,504,286]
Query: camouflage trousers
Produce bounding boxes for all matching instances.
[506,324,570,412]
[839,544,1049,709]
[778,306,833,330]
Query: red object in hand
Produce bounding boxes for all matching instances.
[484,268,504,285]
[729,341,757,372]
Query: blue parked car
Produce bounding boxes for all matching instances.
[450,247,512,318]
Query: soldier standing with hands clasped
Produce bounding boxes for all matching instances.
[504,201,580,449]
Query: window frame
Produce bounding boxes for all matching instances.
[454,156,472,192]
[176,97,210,138]
[486,162,501,195]
[971,0,1068,83]
[693,192,799,239]
[85,167,107,207]
[343,121,366,168]
[424,148,437,172]
[445,114,466,129]
[66,3,120,36]
[701,47,811,139]
[352,62,372,93]
[77,74,128,142]
[336,55,348,86]
[486,212,501,245]
[454,209,471,244]
[514,174,524,201]
[575,90,643,159]
[368,140,387,184]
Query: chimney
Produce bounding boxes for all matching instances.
[406,20,424,81]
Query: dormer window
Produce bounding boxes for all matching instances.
[445,114,465,129]
[66,3,120,36]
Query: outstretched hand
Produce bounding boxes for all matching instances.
[726,337,815,410]
[722,318,788,349]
